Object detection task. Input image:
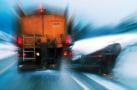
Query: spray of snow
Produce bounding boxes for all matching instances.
[71,33,137,60]
[112,44,137,89]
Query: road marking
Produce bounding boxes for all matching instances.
[0,60,16,74]
[83,73,126,90]
[71,76,90,90]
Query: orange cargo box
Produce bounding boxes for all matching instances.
[20,14,66,47]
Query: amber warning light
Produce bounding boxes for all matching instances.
[39,8,44,14]
[39,4,44,14]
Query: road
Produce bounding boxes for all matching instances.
[0,55,128,90]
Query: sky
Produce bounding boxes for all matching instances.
[15,0,137,27]
[0,0,17,35]
[0,0,137,37]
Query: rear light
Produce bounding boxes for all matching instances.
[23,53,26,57]
[18,53,21,57]
[16,36,23,46]
[63,51,68,56]
[65,35,70,45]
[63,51,72,56]
[18,52,26,57]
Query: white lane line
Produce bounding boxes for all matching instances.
[83,73,126,90]
[0,60,16,74]
[71,76,90,90]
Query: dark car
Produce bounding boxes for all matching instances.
[70,43,121,74]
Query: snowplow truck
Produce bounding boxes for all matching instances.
[16,8,71,70]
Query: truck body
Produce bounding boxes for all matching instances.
[16,8,70,70]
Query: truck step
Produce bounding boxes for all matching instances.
[24,58,35,60]
[24,51,35,52]
[24,44,35,46]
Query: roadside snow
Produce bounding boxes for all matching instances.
[112,43,137,89]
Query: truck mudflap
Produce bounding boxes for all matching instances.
[39,41,63,68]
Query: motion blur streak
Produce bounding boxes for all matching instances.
[72,33,137,60]
[83,73,127,90]
[0,31,14,42]
[0,60,16,74]
[0,43,17,60]
[112,44,137,89]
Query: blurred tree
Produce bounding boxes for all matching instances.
[116,12,137,33]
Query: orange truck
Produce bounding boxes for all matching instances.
[16,8,72,71]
